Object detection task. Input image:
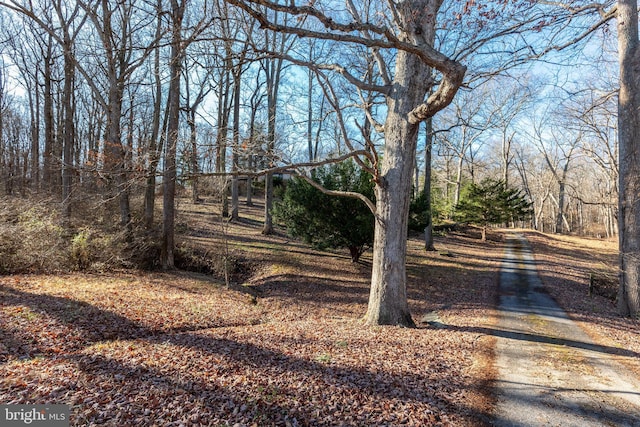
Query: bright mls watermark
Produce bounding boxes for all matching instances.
[1,405,69,426]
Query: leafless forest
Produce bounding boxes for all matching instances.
[3,2,640,425]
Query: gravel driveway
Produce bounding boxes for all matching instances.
[493,233,640,426]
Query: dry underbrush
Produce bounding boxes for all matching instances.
[0,194,233,276]
[0,195,138,273]
[0,196,69,273]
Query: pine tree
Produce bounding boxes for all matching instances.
[454,179,532,240]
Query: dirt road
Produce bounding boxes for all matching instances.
[493,233,640,426]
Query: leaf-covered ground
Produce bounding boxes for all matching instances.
[2,199,636,426]
[1,199,500,426]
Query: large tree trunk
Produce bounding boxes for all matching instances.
[617,0,640,317]
[364,0,464,326]
[365,44,433,327]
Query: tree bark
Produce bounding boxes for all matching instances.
[28,73,40,190]
[262,45,285,235]
[362,0,464,326]
[501,131,512,188]
[617,0,640,317]
[246,95,260,207]
[95,1,133,230]
[42,36,55,189]
[103,80,131,228]
[0,81,4,195]
[188,108,200,203]
[262,173,274,234]
[215,59,231,217]
[61,34,75,223]
[262,83,278,234]
[161,0,185,270]
[424,118,435,251]
[231,66,242,221]
[144,0,165,229]
[365,8,439,326]
[556,179,567,233]
[308,64,314,162]
[454,143,465,206]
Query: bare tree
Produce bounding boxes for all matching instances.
[435,87,495,208]
[51,2,87,222]
[423,117,436,251]
[513,143,538,229]
[3,17,44,190]
[0,61,9,193]
[486,78,532,188]
[528,111,580,234]
[1,7,60,192]
[161,0,186,269]
[3,0,167,229]
[258,15,293,235]
[183,41,215,204]
[144,0,167,229]
[161,0,215,269]
[305,41,330,163]
[229,15,254,221]
[563,81,618,237]
[41,33,58,191]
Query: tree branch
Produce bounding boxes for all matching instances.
[296,173,377,215]
[226,0,464,76]
[408,60,467,123]
[261,51,390,95]
[311,68,378,177]
[344,0,391,86]
[191,149,372,178]
[357,90,385,133]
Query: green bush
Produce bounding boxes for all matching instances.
[273,160,375,262]
[409,191,430,232]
